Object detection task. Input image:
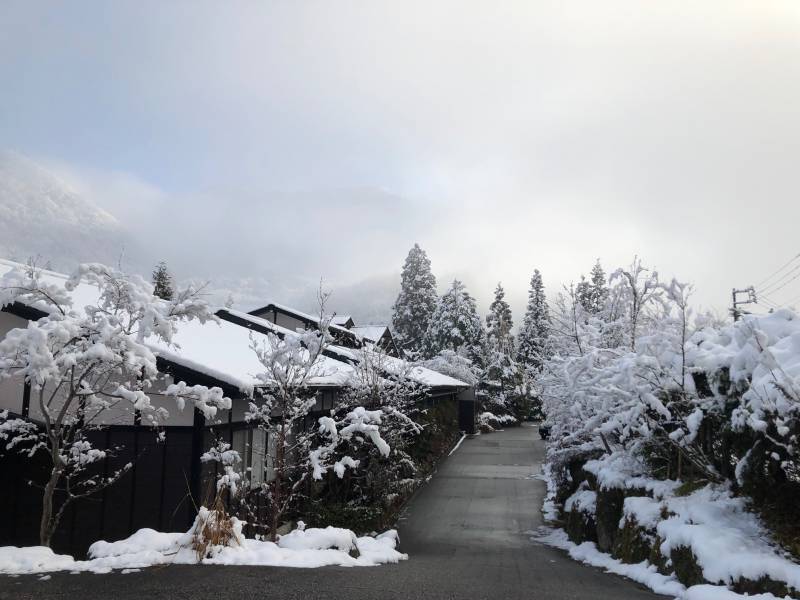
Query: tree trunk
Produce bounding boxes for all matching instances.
[40,466,62,547]
[270,422,286,542]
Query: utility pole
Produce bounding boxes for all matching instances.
[731,286,757,321]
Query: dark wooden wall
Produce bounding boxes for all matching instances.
[0,426,196,558]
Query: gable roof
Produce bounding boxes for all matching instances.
[0,260,355,396]
[331,315,354,328]
[249,302,362,346]
[351,325,389,343]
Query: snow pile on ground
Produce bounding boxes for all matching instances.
[0,516,406,575]
[537,462,560,522]
[538,527,795,600]
[537,454,800,600]
[477,411,516,430]
[537,528,685,597]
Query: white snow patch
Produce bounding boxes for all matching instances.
[448,433,467,456]
[536,527,685,597]
[536,528,790,600]
[0,519,405,575]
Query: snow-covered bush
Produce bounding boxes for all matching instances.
[304,346,424,529]
[540,256,800,558]
[0,262,231,547]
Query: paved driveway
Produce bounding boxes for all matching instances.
[3,424,667,600]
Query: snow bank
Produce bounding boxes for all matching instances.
[584,452,800,592]
[536,528,684,597]
[537,462,560,522]
[541,451,800,599]
[0,519,406,575]
[276,524,357,553]
[655,486,800,592]
[537,529,792,600]
[0,546,78,575]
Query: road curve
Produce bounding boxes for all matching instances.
[4,424,668,600]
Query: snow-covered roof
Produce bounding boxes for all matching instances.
[147,317,354,395]
[324,342,469,389]
[223,310,469,389]
[0,258,106,316]
[0,258,469,393]
[331,315,353,327]
[351,325,389,343]
[249,302,358,340]
[0,259,355,395]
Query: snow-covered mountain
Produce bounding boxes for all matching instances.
[0,151,137,271]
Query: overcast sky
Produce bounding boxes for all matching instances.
[2,1,800,321]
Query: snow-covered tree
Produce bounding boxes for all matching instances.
[0,263,230,547]
[587,259,608,314]
[420,349,480,386]
[422,279,485,363]
[310,347,424,511]
[486,283,514,350]
[152,261,174,301]
[478,283,522,423]
[244,290,395,538]
[575,275,591,314]
[517,269,551,371]
[609,257,661,351]
[391,244,438,356]
[245,298,333,541]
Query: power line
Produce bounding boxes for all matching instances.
[785,292,800,307]
[757,296,780,309]
[759,262,800,296]
[755,252,800,290]
[765,269,800,298]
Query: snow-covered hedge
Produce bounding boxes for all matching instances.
[540,452,800,600]
[537,259,800,599]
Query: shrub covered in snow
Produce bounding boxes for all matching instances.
[537,257,800,598]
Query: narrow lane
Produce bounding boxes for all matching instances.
[5,424,668,600]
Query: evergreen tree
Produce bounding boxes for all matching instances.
[587,259,608,314]
[152,261,174,300]
[485,282,514,350]
[422,279,485,361]
[480,283,522,423]
[517,269,551,370]
[391,244,438,356]
[575,275,591,313]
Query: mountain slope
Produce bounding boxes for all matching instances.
[0,151,136,271]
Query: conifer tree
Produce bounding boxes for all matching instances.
[422,279,485,362]
[517,269,551,370]
[152,261,174,301]
[485,282,514,350]
[480,283,522,422]
[391,244,438,356]
[587,259,609,314]
[575,275,591,313]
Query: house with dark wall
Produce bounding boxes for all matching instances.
[239,303,474,427]
[0,260,475,556]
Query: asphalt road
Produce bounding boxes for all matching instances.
[3,424,667,600]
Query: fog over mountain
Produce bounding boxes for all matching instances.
[0,152,134,270]
[0,152,405,323]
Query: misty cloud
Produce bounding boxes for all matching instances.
[2,0,799,320]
